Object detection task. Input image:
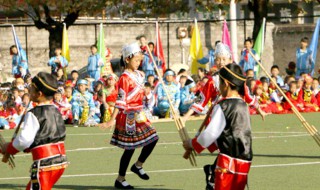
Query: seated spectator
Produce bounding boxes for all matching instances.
[68,70,79,88]
[155,69,180,118]
[100,74,118,123]
[299,76,319,112]
[179,75,187,89]
[246,77,256,95]
[283,81,304,112]
[312,78,319,96]
[147,74,156,89]
[143,82,156,120]
[11,87,22,106]
[64,86,73,103]
[285,61,296,76]
[246,69,254,78]
[0,93,18,130]
[71,79,96,127]
[179,79,196,116]
[271,65,284,86]
[54,88,72,121]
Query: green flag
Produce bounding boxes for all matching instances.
[97,23,106,75]
[253,18,266,74]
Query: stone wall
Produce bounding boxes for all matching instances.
[2,20,307,82]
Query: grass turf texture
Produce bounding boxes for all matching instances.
[0,112,320,190]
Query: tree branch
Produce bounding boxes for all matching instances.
[42,4,56,26]
[28,6,49,30]
[64,10,80,28]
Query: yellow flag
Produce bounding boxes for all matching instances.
[189,18,204,74]
[62,23,70,79]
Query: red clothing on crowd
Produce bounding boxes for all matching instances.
[283,91,304,112]
[299,89,319,112]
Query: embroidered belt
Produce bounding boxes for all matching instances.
[31,142,66,161]
[39,163,68,172]
[216,153,251,175]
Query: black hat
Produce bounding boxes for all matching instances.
[219,64,246,87]
[32,72,58,96]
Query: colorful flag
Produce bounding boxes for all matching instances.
[308,18,320,76]
[62,23,70,79]
[253,17,266,74]
[189,18,204,74]
[97,23,106,73]
[62,23,70,62]
[11,25,23,57]
[253,18,266,60]
[222,20,234,60]
[154,22,166,72]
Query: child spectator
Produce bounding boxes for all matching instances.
[64,86,73,103]
[147,74,156,89]
[155,69,180,118]
[143,82,156,120]
[271,65,284,86]
[246,69,254,78]
[283,81,304,112]
[0,93,18,129]
[55,67,66,86]
[47,47,68,76]
[54,88,72,121]
[142,42,161,78]
[179,75,188,89]
[100,74,118,123]
[11,87,22,105]
[179,79,196,115]
[312,78,319,96]
[69,70,79,87]
[285,61,296,76]
[296,37,314,77]
[10,45,28,79]
[299,76,319,112]
[71,79,96,127]
[246,77,256,95]
[239,37,257,76]
[87,45,104,81]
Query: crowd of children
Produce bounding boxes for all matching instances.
[1,36,319,130]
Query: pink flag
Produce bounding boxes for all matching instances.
[222,20,234,60]
[154,22,166,71]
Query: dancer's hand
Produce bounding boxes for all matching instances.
[257,107,270,121]
[98,120,115,130]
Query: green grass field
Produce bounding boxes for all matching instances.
[1,113,320,190]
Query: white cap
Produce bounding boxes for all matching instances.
[215,43,232,59]
[122,43,141,58]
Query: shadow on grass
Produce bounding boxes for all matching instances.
[0,184,181,190]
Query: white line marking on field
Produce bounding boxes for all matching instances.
[1,161,320,181]
[10,134,310,158]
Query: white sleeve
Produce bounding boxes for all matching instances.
[197,104,226,148]
[12,112,40,151]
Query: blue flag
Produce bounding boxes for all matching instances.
[11,25,23,57]
[308,19,320,76]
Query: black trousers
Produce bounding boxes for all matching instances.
[118,139,158,176]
